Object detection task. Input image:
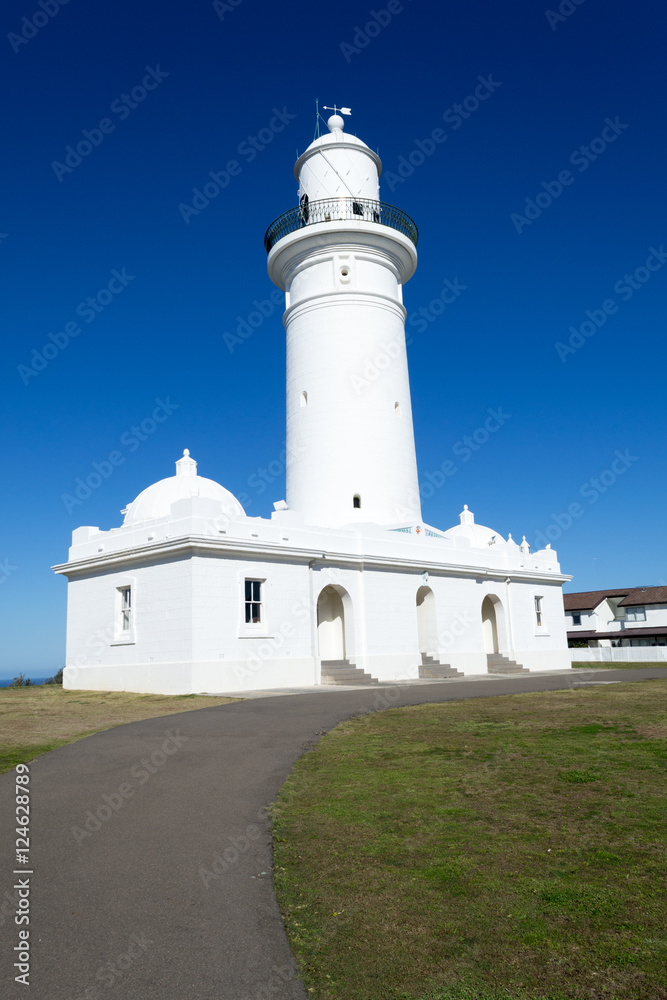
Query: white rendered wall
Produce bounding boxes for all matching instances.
[284,254,420,526]
[295,131,381,202]
[616,602,666,631]
[63,554,319,694]
[63,558,195,691]
[190,553,316,689]
[566,609,596,632]
[502,580,571,671]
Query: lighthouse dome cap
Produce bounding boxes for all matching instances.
[294,115,382,181]
[122,450,245,524]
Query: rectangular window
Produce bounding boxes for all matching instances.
[244,580,262,624]
[534,596,543,627]
[625,606,646,622]
[571,612,581,626]
[119,586,132,632]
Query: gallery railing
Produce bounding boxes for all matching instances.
[264,197,419,252]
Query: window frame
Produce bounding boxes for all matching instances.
[533,593,548,633]
[120,586,132,632]
[238,572,272,638]
[624,606,646,622]
[111,579,137,645]
[244,578,263,625]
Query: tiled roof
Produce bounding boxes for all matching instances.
[563,590,628,611]
[563,585,667,611]
[618,587,667,607]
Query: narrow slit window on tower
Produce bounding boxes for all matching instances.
[353,495,361,509]
[395,401,401,416]
[300,390,308,407]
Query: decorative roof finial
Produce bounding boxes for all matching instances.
[176,449,197,478]
[460,505,475,525]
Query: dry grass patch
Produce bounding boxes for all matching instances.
[0,685,239,772]
[571,662,667,669]
[273,681,667,1000]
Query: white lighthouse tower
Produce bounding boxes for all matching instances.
[266,113,422,528]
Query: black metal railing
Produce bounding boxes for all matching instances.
[264,197,418,253]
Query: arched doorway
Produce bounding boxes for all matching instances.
[416,586,437,655]
[317,586,346,660]
[481,596,499,654]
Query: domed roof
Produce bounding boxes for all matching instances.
[300,127,372,155]
[443,506,505,548]
[294,114,382,178]
[122,450,245,525]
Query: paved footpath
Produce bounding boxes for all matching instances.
[1,668,664,999]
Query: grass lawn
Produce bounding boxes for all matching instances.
[0,685,239,774]
[272,680,667,1000]
[572,662,667,669]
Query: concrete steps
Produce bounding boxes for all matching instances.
[320,659,378,685]
[419,653,463,679]
[486,653,530,675]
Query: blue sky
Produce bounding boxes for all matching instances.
[2,0,666,677]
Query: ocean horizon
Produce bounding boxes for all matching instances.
[1,675,57,688]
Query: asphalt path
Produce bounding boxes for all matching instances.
[1,667,664,999]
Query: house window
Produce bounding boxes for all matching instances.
[353,495,361,509]
[534,596,543,627]
[244,580,262,624]
[119,587,132,632]
[571,612,581,626]
[625,606,646,622]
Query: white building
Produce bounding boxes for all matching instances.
[54,113,571,694]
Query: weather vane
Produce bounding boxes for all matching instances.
[314,101,352,139]
[323,105,352,116]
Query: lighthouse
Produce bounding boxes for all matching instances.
[55,110,572,697]
[265,113,422,528]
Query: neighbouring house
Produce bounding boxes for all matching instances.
[564,587,667,648]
